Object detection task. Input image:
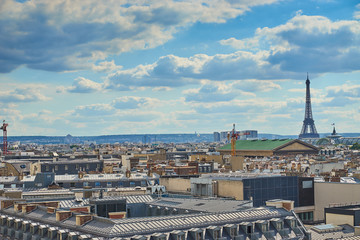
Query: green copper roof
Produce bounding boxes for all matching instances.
[218,139,293,151]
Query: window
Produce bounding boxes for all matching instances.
[213,230,220,240]
[54,165,58,171]
[86,164,90,170]
[261,224,268,232]
[76,164,79,170]
[45,165,50,171]
[65,165,68,171]
[70,183,75,188]
[302,180,313,189]
[230,228,237,237]
[177,235,185,240]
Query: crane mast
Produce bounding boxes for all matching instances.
[227,124,250,156]
[0,120,8,155]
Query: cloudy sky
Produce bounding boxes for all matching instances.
[1,0,360,136]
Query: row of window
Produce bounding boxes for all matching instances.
[44,164,101,172]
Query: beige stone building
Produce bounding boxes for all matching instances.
[314,182,360,221]
[159,177,191,194]
[189,154,224,165]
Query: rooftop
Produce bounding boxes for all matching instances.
[0,204,299,238]
[148,197,252,212]
[219,139,293,151]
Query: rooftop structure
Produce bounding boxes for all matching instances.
[218,139,319,157]
[148,197,253,214]
[0,201,310,239]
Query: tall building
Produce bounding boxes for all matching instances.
[299,74,320,139]
[239,130,258,140]
[214,130,258,142]
[213,132,220,142]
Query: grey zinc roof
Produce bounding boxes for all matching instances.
[0,200,297,239]
[81,172,152,181]
[104,207,291,237]
[0,176,18,183]
[90,195,154,204]
[59,199,90,209]
[127,195,154,203]
[21,175,36,182]
[149,197,252,212]
[55,175,80,181]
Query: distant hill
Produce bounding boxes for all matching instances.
[7,132,360,145]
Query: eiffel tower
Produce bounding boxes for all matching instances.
[299,74,320,139]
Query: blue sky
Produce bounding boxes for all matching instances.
[1,0,360,136]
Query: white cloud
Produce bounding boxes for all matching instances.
[71,104,114,117]
[320,83,360,107]
[220,14,360,74]
[219,37,259,50]
[262,15,360,73]
[111,96,160,109]
[106,51,298,88]
[192,98,285,114]
[92,60,122,73]
[326,84,360,98]
[0,87,50,103]
[184,82,239,102]
[58,77,103,93]
[354,4,360,19]
[152,87,172,92]
[182,80,280,103]
[0,0,279,73]
[106,14,360,89]
[232,80,281,92]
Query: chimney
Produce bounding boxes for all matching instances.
[14,203,27,212]
[126,169,131,178]
[78,171,85,179]
[1,200,15,209]
[70,207,90,213]
[22,204,37,213]
[109,212,126,219]
[47,207,56,214]
[56,211,72,222]
[75,215,93,226]
[147,168,153,177]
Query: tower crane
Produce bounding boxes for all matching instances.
[227,124,250,156]
[0,120,8,155]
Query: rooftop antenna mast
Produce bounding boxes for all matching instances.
[0,120,9,155]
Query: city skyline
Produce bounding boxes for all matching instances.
[1,0,360,136]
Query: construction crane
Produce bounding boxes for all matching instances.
[227,124,250,156]
[0,120,8,155]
